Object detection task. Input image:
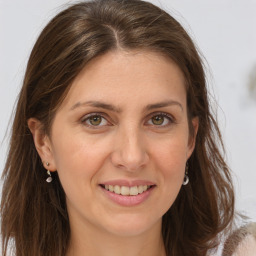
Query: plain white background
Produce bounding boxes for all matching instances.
[1,0,256,222]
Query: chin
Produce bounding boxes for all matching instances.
[102,213,162,237]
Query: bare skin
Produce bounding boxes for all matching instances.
[66,217,166,256]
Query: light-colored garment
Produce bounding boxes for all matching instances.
[233,234,256,256]
[222,222,256,256]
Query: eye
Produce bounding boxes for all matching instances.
[146,113,173,127]
[81,114,109,127]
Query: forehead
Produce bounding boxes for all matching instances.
[59,50,187,111]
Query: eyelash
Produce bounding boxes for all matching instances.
[146,112,175,127]
[80,112,175,129]
[81,112,110,129]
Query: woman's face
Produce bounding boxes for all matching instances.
[42,50,198,237]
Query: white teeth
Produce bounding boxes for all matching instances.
[138,185,144,194]
[114,185,121,194]
[109,185,114,192]
[130,186,138,196]
[103,184,152,196]
[120,186,130,196]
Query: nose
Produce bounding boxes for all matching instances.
[110,126,149,172]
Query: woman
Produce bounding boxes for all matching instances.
[1,0,236,255]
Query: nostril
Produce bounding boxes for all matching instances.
[110,136,149,171]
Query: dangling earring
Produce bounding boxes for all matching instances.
[45,162,53,183]
[183,163,189,186]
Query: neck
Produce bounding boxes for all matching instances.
[66,218,166,256]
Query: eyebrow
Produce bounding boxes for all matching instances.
[70,100,183,112]
[145,100,183,112]
[70,101,121,112]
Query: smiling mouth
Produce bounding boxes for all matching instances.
[100,184,155,196]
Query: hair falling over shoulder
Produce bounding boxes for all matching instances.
[1,0,235,255]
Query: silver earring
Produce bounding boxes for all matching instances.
[45,162,52,183]
[183,163,189,186]
[46,170,53,183]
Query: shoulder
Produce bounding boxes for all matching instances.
[222,222,256,256]
[233,234,256,256]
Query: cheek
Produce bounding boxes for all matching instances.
[152,136,188,177]
[51,132,110,186]
[50,133,112,214]
[151,137,188,207]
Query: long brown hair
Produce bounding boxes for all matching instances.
[1,0,235,255]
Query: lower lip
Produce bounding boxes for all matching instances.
[100,186,154,207]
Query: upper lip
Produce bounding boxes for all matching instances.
[100,179,156,187]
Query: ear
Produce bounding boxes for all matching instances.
[27,118,57,171]
[187,116,199,160]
